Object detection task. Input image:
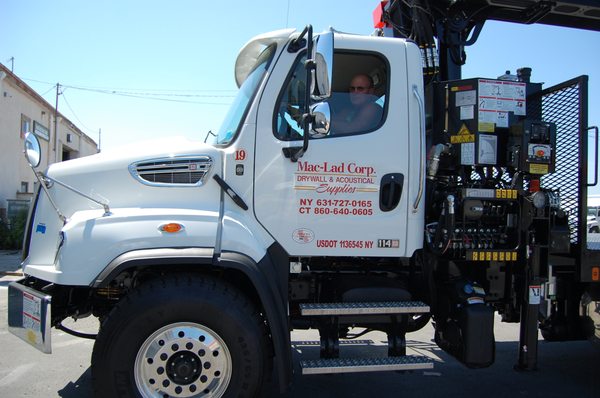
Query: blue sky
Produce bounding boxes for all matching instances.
[3,0,599,191]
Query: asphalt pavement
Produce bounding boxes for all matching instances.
[0,250,22,275]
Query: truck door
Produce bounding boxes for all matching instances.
[254,37,424,258]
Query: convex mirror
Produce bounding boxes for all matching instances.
[24,132,41,168]
[310,102,331,138]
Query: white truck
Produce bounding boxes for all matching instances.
[8,1,600,397]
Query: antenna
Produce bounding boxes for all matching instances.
[6,57,14,72]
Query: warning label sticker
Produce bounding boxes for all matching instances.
[450,123,475,144]
[478,79,526,128]
[529,285,542,305]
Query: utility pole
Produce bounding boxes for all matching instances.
[54,83,60,162]
[8,57,14,72]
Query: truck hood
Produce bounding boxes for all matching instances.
[45,136,222,216]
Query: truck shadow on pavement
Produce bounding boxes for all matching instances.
[57,368,93,398]
[53,339,600,398]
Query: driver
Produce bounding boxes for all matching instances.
[333,74,383,134]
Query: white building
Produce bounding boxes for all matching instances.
[0,63,98,220]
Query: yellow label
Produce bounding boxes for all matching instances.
[495,189,517,199]
[470,251,521,262]
[478,122,495,132]
[451,134,475,144]
[458,124,471,135]
[529,163,549,175]
[27,329,37,344]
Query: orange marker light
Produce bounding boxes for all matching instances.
[592,267,600,282]
[159,223,184,233]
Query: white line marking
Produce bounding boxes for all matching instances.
[0,363,36,387]
[53,339,93,349]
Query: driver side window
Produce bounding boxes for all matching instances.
[273,52,387,141]
[274,54,307,141]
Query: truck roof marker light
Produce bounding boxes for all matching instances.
[159,223,184,233]
[373,1,389,29]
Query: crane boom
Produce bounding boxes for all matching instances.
[375,0,600,80]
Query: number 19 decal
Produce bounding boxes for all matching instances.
[235,149,247,161]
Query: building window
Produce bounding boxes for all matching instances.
[21,114,31,139]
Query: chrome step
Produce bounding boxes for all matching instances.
[300,356,434,375]
[300,301,430,316]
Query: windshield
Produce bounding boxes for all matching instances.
[215,44,277,145]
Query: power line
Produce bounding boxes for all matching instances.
[64,86,233,105]
[21,77,235,105]
[21,77,56,86]
[40,85,56,97]
[64,85,235,100]
[21,77,236,95]
[60,90,96,134]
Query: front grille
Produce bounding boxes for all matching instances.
[130,156,213,187]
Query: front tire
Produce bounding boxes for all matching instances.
[92,274,269,398]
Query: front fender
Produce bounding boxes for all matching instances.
[93,244,292,393]
[24,208,219,286]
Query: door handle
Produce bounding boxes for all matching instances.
[379,173,404,212]
[588,126,598,187]
[412,84,425,213]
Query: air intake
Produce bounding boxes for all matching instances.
[130,156,213,187]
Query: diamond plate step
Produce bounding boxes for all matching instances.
[299,301,430,316]
[300,356,434,375]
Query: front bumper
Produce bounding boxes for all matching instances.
[7,279,52,354]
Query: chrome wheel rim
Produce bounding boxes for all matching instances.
[135,322,232,398]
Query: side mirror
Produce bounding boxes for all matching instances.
[311,30,334,101]
[24,132,41,168]
[310,102,331,138]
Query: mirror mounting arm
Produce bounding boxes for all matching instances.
[287,25,334,161]
[291,25,314,162]
[289,113,315,162]
[34,171,68,223]
[288,25,311,53]
[42,174,112,217]
[287,38,306,53]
